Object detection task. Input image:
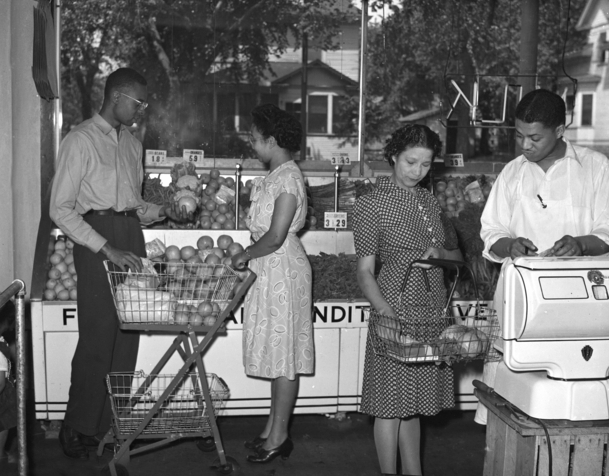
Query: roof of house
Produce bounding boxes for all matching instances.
[577,0,609,31]
[201,58,359,89]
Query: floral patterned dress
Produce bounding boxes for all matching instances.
[353,177,457,418]
[242,161,315,380]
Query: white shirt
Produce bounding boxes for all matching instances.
[50,114,163,253]
[481,139,609,263]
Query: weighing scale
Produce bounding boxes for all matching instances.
[493,256,609,421]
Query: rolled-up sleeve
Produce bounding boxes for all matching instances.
[49,134,108,253]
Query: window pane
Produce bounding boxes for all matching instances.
[309,96,328,133]
[582,94,593,126]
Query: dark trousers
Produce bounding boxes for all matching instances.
[64,214,145,436]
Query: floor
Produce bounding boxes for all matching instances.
[0,407,487,476]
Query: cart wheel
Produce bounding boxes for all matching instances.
[211,455,240,475]
[196,436,216,453]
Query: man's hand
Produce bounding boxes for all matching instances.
[163,202,195,223]
[101,243,142,272]
[551,235,584,256]
[507,237,538,259]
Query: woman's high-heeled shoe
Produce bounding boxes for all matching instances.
[246,437,294,464]
[243,435,266,450]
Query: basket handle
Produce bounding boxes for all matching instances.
[401,259,464,295]
[399,259,465,313]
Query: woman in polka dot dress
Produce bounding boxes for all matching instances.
[353,124,462,476]
[231,104,313,464]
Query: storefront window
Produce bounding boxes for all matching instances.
[57,0,591,164]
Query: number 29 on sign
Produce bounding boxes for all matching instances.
[324,212,347,229]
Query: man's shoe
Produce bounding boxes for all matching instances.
[58,423,89,460]
[80,434,102,447]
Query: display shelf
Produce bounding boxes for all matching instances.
[143,158,358,177]
[31,224,486,422]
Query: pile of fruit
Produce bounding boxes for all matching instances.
[44,237,77,301]
[141,234,251,327]
[433,175,493,218]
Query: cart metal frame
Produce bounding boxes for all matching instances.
[100,268,256,476]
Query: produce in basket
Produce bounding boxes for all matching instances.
[114,284,177,323]
[438,324,487,359]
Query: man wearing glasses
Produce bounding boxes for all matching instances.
[50,68,191,459]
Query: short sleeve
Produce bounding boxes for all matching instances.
[440,212,459,250]
[277,168,304,200]
[353,195,380,258]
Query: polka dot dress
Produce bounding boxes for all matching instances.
[353,177,457,418]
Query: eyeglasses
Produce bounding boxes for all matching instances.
[119,92,148,110]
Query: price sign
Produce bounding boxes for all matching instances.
[331,152,351,165]
[324,212,348,229]
[444,153,464,167]
[183,149,204,163]
[145,149,167,165]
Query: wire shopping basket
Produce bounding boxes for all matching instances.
[106,371,229,435]
[104,260,242,326]
[368,258,500,365]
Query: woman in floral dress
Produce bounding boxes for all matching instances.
[231,104,313,464]
[353,125,461,475]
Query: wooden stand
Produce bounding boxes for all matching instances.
[476,386,609,476]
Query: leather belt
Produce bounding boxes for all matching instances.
[84,209,138,219]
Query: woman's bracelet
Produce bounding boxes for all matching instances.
[243,246,253,261]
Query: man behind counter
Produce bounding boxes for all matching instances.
[50,68,191,459]
[475,88,609,424]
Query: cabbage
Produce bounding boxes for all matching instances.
[176,174,200,191]
[439,324,486,359]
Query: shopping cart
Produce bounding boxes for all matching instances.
[367,258,500,365]
[100,260,256,476]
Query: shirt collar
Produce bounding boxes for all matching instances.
[92,113,125,136]
[517,137,582,171]
[562,138,582,167]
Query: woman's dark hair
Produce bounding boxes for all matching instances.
[251,104,302,153]
[515,89,566,130]
[384,124,442,167]
[104,68,147,99]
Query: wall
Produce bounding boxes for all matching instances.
[0,1,41,296]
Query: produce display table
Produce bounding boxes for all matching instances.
[475,382,609,476]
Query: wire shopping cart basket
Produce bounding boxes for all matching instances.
[101,260,256,476]
[368,258,500,365]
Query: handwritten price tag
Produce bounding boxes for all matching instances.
[324,212,348,229]
[183,149,204,163]
[331,152,351,165]
[444,153,464,167]
[145,149,167,165]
